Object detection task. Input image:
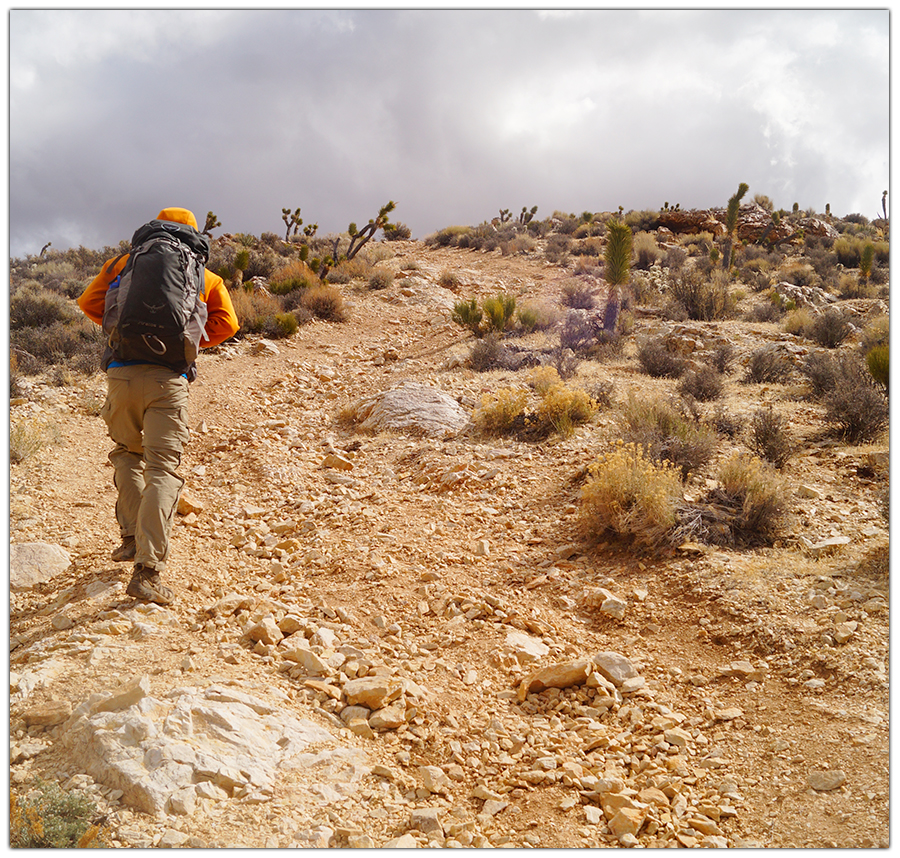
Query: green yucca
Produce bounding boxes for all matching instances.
[604,218,632,287]
[481,292,517,333]
[866,344,889,392]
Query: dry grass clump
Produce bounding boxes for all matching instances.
[714,453,789,545]
[299,284,347,322]
[268,259,318,294]
[474,376,597,439]
[782,307,814,336]
[229,287,300,338]
[367,268,394,290]
[473,387,528,435]
[438,270,461,291]
[620,395,717,479]
[670,269,735,321]
[821,356,889,443]
[580,441,683,552]
[10,416,63,463]
[533,382,597,438]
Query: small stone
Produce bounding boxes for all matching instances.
[177,491,204,516]
[505,630,549,665]
[607,806,646,838]
[482,799,508,817]
[347,718,376,739]
[419,765,450,795]
[808,770,846,791]
[51,613,74,631]
[22,700,72,728]
[592,652,639,687]
[249,617,283,646]
[284,648,329,676]
[369,703,406,731]
[519,661,591,700]
[343,677,402,709]
[322,453,354,471]
[714,707,743,722]
[584,805,603,825]
[383,833,418,848]
[410,807,444,836]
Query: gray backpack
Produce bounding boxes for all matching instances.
[102,219,210,376]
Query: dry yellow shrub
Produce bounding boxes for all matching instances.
[580,441,682,550]
[474,387,528,435]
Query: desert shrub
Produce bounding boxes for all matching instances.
[799,350,840,398]
[710,407,745,439]
[230,287,283,337]
[664,246,687,271]
[570,236,604,257]
[10,780,109,848]
[268,259,318,294]
[10,284,80,329]
[624,210,660,233]
[677,366,724,402]
[545,233,572,264]
[529,365,562,396]
[328,256,372,283]
[560,279,597,310]
[473,387,528,435]
[821,355,889,443]
[711,341,735,374]
[865,345,889,392]
[10,416,62,463]
[745,298,784,324]
[468,333,508,372]
[429,225,471,247]
[383,222,411,241]
[580,441,682,552]
[500,235,535,256]
[438,270,461,291]
[621,395,718,479]
[778,261,819,288]
[533,383,597,438]
[859,315,890,355]
[782,307,814,336]
[834,235,889,267]
[677,231,714,255]
[690,453,788,547]
[482,292,517,333]
[808,307,852,349]
[368,269,394,290]
[633,231,662,270]
[670,269,734,321]
[559,311,610,355]
[637,336,686,378]
[748,406,795,468]
[835,272,874,299]
[549,346,581,380]
[242,247,279,281]
[744,348,794,384]
[451,298,484,336]
[300,284,346,322]
[10,318,104,375]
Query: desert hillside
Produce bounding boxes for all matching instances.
[9,212,889,848]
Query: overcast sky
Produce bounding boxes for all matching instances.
[8,8,890,259]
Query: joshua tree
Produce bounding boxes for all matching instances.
[518,205,538,226]
[859,243,875,286]
[346,201,397,260]
[202,211,221,237]
[282,207,303,242]
[882,190,888,220]
[721,181,749,271]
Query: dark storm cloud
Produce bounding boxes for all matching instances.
[9,8,889,258]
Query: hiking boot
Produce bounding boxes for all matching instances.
[111,536,137,562]
[126,564,174,605]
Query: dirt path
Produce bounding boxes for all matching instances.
[9,241,889,848]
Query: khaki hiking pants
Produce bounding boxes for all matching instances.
[101,365,190,573]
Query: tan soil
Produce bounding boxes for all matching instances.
[9,240,889,848]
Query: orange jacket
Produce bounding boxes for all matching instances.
[78,207,239,349]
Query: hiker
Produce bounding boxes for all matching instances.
[77,207,239,604]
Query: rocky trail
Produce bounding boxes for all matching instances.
[9,241,890,848]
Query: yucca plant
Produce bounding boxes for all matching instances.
[866,344,889,392]
[604,218,632,288]
[481,292,517,333]
[721,181,749,271]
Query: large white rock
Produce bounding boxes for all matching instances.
[10,542,71,589]
[345,382,469,438]
[62,680,369,816]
